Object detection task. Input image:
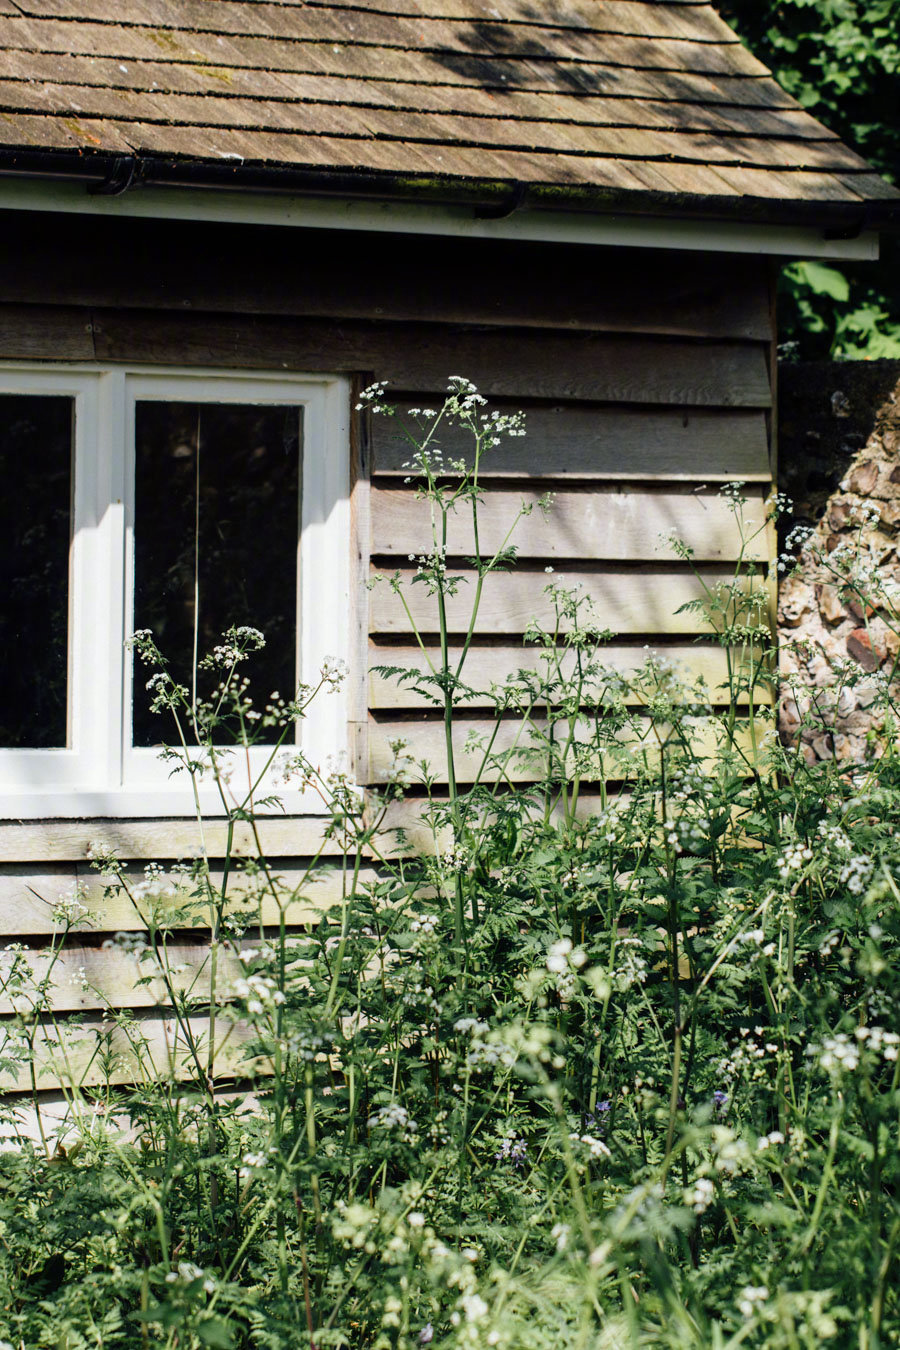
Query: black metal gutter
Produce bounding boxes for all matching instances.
[0,147,898,234]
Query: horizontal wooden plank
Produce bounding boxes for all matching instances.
[0,1013,261,1093]
[369,565,767,635]
[90,313,771,407]
[374,788,620,854]
[0,216,772,342]
[371,485,769,561]
[0,303,94,359]
[0,862,373,936]
[0,940,245,1015]
[0,1087,255,1144]
[372,403,772,479]
[368,713,762,782]
[369,643,771,708]
[0,818,346,864]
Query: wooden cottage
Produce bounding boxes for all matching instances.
[0,0,896,1098]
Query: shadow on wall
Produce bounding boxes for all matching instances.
[778,360,900,763]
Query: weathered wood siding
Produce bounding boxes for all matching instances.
[0,213,775,1096]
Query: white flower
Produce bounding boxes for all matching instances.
[460,1293,488,1322]
[51,888,89,927]
[454,1017,488,1036]
[685,1177,715,1213]
[166,1261,205,1285]
[775,842,813,882]
[570,1131,611,1159]
[546,937,586,973]
[368,1102,418,1141]
[812,1032,860,1073]
[234,625,265,648]
[321,655,349,688]
[70,965,91,992]
[546,937,572,973]
[738,1285,769,1318]
[839,854,874,896]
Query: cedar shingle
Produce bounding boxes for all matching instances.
[0,80,860,175]
[0,0,892,215]
[0,48,803,110]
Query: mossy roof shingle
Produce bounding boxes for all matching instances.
[0,0,895,222]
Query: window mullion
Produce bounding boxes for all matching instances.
[88,370,128,792]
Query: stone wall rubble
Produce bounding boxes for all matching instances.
[777,361,900,763]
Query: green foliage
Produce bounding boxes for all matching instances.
[1,385,900,1347]
[719,0,900,358]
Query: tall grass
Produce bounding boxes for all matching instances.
[1,378,898,1350]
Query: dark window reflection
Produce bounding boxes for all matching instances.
[0,395,72,748]
[133,401,301,746]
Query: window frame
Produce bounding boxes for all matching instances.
[0,363,352,819]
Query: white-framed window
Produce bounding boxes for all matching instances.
[0,364,351,818]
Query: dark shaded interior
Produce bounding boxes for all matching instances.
[0,394,72,749]
[132,400,301,746]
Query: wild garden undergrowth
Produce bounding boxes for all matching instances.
[0,378,899,1349]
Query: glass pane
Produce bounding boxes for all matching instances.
[132,401,301,747]
[0,395,72,748]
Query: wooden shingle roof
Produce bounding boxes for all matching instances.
[0,0,896,224]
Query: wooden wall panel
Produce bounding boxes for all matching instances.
[0,1014,261,1093]
[0,305,770,408]
[369,644,770,709]
[0,224,774,1091]
[0,818,340,865]
[0,942,244,1016]
[0,216,773,342]
[368,715,761,784]
[92,317,771,407]
[369,566,765,636]
[372,403,772,480]
[0,862,373,936]
[375,790,619,855]
[371,485,769,562]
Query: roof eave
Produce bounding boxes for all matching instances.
[0,149,896,253]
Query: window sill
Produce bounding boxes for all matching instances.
[0,786,352,820]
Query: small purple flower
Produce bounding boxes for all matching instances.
[584,1101,611,1134]
[495,1136,528,1166]
[713,1089,728,1109]
[419,1323,434,1344]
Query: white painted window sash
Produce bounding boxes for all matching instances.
[0,363,351,819]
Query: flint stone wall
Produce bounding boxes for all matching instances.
[778,360,900,763]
